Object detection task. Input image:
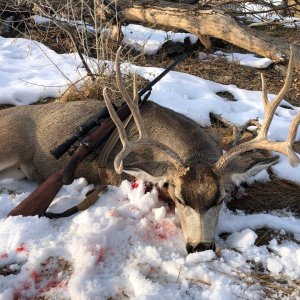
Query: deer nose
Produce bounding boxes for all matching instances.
[186,243,216,254]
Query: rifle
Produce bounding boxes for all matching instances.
[7,53,187,217]
[51,54,187,160]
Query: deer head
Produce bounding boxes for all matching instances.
[103,45,299,253]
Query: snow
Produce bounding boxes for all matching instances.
[240,2,300,27]
[214,51,273,69]
[122,24,198,55]
[199,51,273,69]
[0,27,300,298]
[33,16,199,56]
[33,15,276,68]
[226,229,258,252]
[0,37,94,105]
[267,257,283,274]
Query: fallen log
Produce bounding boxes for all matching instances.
[112,0,291,63]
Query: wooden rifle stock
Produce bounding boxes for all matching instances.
[7,105,131,217]
[7,54,187,217]
[7,170,63,217]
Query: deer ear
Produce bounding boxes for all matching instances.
[224,152,279,185]
[123,161,172,187]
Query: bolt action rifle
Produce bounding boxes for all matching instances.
[8,52,187,218]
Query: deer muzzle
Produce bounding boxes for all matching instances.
[176,203,221,253]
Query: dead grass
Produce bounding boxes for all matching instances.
[59,71,149,105]
[255,227,297,246]
[227,178,300,216]
[173,55,300,106]
[239,271,300,299]
[220,226,298,248]
[209,262,300,299]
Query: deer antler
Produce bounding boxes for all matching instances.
[103,47,188,175]
[214,43,300,175]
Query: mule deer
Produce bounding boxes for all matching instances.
[1,45,299,253]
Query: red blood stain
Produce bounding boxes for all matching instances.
[30,271,42,284]
[108,210,119,217]
[23,281,31,291]
[16,243,25,253]
[155,220,176,240]
[96,248,106,263]
[0,253,8,259]
[149,266,156,273]
[90,247,106,264]
[14,260,70,299]
[39,279,68,293]
[131,178,139,189]
[13,292,20,300]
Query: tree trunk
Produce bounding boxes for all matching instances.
[114,0,290,62]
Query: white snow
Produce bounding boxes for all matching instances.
[0,28,300,299]
[267,257,283,274]
[239,2,300,27]
[0,37,98,105]
[226,229,258,252]
[33,16,199,56]
[215,51,273,69]
[122,24,198,55]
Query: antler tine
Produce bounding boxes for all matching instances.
[125,72,148,141]
[214,43,300,175]
[286,111,300,166]
[104,47,188,175]
[258,44,295,139]
[115,47,148,140]
[103,87,128,149]
[115,46,132,105]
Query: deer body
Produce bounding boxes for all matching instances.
[0,99,278,252]
[0,100,221,182]
[2,44,299,253]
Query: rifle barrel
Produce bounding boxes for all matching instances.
[138,53,187,98]
[51,53,187,160]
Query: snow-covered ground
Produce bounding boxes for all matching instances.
[121,24,198,55]
[0,30,300,299]
[213,51,273,69]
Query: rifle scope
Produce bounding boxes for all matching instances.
[50,52,187,160]
[50,107,110,159]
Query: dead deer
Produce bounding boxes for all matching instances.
[1,45,299,253]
